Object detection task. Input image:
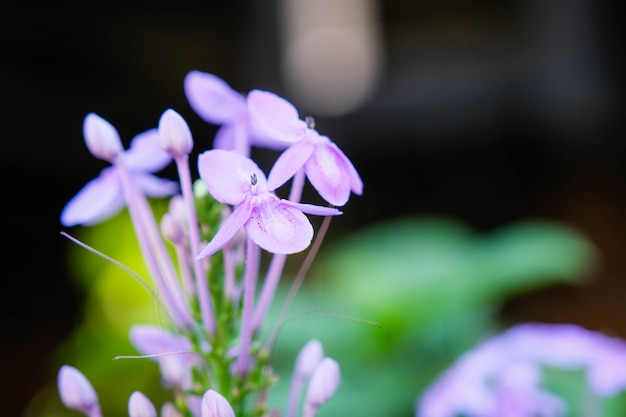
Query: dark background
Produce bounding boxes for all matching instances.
[3,1,625,415]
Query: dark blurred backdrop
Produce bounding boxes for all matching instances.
[2,1,625,415]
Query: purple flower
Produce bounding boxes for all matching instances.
[129,325,199,389]
[196,149,342,257]
[61,113,178,226]
[416,323,626,417]
[247,89,363,206]
[184,71,286,154]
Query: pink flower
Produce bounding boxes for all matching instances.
[248,90,363,206]
[184,71,287,154]
[61,113,177,226]
[196,149,341,257]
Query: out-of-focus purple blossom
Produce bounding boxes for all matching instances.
[128,391,157,417]
[61,114,178,226]
[57,365,102,417]
[417,323,626,417]
[184,71,286,155]
[161,402,183,417]
[200,390,235,417]
[247,90,363,206]
[196,149,341,257]
[186,395,203,417]
[303,357,341,417]
[129,324,199,389]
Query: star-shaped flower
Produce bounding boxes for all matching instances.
[196,149,341,258]
[184,71,287,154]
[61,114,178,226]
[247,90,363,206]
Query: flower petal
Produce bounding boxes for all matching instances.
[129,325,194,358]
[61,167,125,226]
[305,143,353,206]
[281,200,342,217]
[328,141,363,195]
[184,71,246,124]
[245,196,313,254]
[247,89,307,145]
[133,172,179,198]
[196,196,253,259]
[213,119,251,156]
[198,149,266,205]
[267,139,315,191]
[124,129,173,172]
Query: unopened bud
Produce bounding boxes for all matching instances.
[295,339,324,381]
[161,212,184,244]
[83,113,123,162]
[57,365,101,417]
[303,358,340,417]
[159,109,193,158]
[128,391,157,417]
[201,389,235,417]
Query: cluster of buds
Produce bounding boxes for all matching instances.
[58,70,362,417]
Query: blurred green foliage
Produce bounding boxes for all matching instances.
[32,212,610,417]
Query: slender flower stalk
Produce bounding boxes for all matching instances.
[232,238,261,376]
[114,141,194,329]
[161,210,196,299]
[159,108,216,335]
[252,167,307,331]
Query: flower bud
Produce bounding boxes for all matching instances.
[128,391,157,417]
[159,109,193,158]
[201,389,235,417]
[294,339,324,382]
[83,113,123,162]
[161,212,184,244]
[303,358,340,417]
[161,402,183,417]
[57,365,101,417]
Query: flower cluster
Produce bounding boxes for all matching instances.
[416,323,626,417]
[58,70,362,417]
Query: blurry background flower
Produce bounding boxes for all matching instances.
[3,1,626,416]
